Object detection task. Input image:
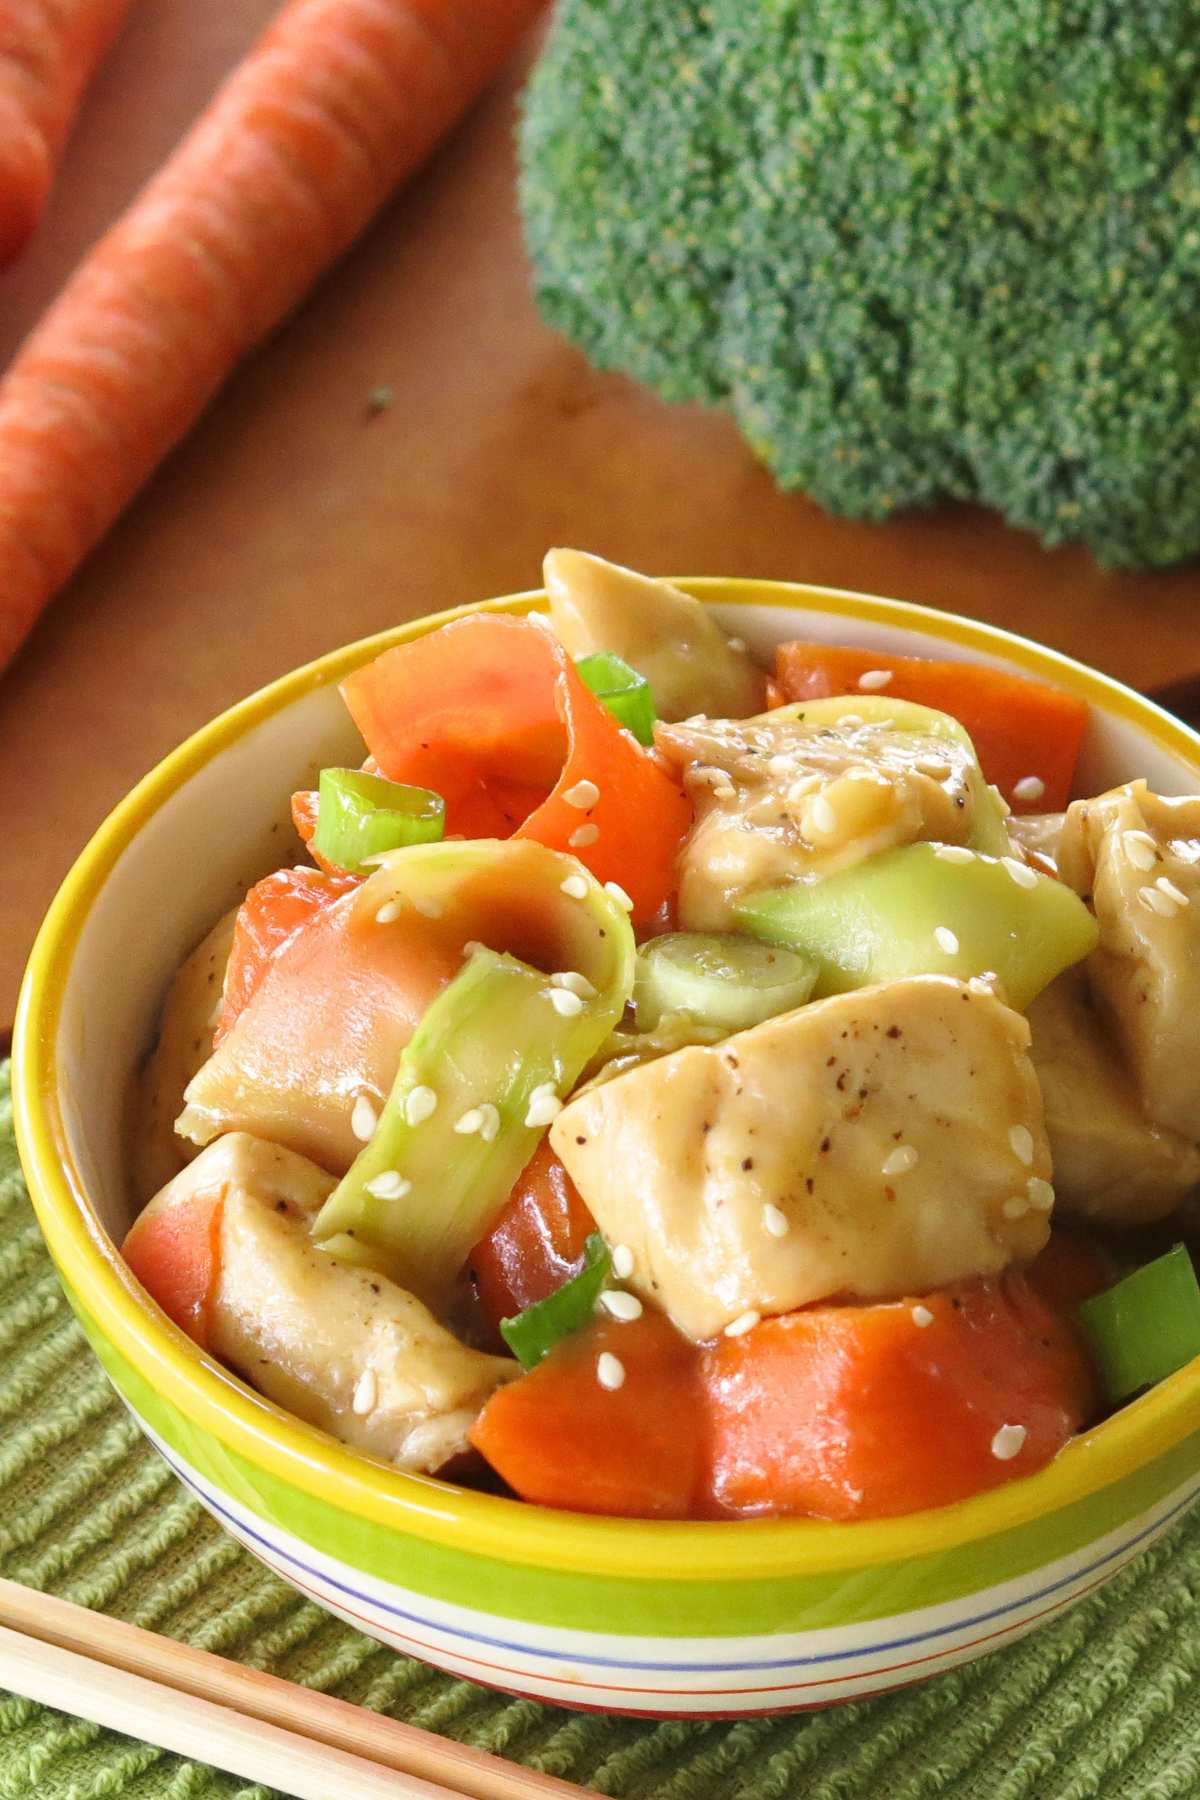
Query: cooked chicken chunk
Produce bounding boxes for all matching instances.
[1027,972,1200,1225]
[551,976,1051,1340]
[1057,781,1200,1139]
[543,548,764,721]
[137,1135,515,1471]
[655,713,978,930]
[133,909,237,1201]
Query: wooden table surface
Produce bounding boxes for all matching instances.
[2,1,1200,1026]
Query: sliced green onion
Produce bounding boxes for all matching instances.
[634,932,817,1032]
[311,767,444,873]
[1077,1245,1200,1403]
[575,652,657,746]
[500,1233,612,1369]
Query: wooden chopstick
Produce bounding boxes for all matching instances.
[0,1576,598,1800]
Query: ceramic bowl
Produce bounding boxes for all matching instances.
[15,579,1200,1718]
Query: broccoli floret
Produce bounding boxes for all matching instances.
[519,0,1200,567]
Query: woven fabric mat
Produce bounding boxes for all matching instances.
[5,1063,1200,1799]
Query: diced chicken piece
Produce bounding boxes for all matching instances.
[543,548,764,722]
[1027,971,1200,1225]
[551,976,1050,1340]
[133,910,237,1201]
[136,1135,515,1471]
[655,713,977,930]
[1009,812,1065,873]
[1058,781,1200,1139]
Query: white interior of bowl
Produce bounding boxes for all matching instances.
[50,598,1200,1243]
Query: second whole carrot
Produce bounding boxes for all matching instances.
[0,0,132,267]
[0,0,545,671]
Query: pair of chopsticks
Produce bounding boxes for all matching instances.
[0,1576,597,1800]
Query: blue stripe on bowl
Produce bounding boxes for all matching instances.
[150,1432,1198,1676]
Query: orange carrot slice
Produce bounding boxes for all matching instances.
[772,641,1088,812]
[705,1274,1096,1521]
[469,1141,595,1336]
[123,1188,225,1350]
[217,864,357,1044]
[340,614,692,922]
[470,1310,705,1519]
[0,0,131,267]
[0,0,544,668]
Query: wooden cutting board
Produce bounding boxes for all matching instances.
[2,0,1199,1024]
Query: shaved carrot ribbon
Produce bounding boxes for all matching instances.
[338,614,692,923]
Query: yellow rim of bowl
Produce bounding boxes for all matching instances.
[15,578,1200,1582]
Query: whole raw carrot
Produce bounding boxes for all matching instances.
[0,0,544,670]
[0,0,132,266]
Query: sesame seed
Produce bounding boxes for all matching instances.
[991,1423,1027,1461]
[596,1352,626,1391]
[934,844,975,864]
[934,926,960,956]
[560,874,589,899]
[837,713,864,729]
[548,988,586,1017]
[351,1095,378,1142]
[599,1289,644,1322]
[713,784,737,803]
[524,1084,562,1128]
[612,1244,635,1280]
[806,793,838,837]
[604,881,635,912]
[568,823,600,849]
[787,774,821,806]
[478,1103,501,1142]
[882,1144,919,1177]
[724,1310,761,1338]
[454,1107,485,1136]
[552,971,597,998]
[762,1202,790,1238]
[1123,830,1158,871]
[911,1305,934,1328]
[365,1170,412,1201]
[1013,776,1045,803]
[1002,1196,1030,1219]
[1157,876,1190,906]
[857,669,894,691]
[352,1369,378,1416]
[1002,856,1039,890]
[768,753,796,774]
[1027,1176,1055,1212]
[375,900,402,924]
[404,1085,438,1126]
[1009,1125,1035,1166]
[563,779,600,810]
[1138,884,1180,917]
[917,756,953,779]
[726,636,748,653]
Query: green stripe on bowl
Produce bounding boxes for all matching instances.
[66,1286,1199,1638]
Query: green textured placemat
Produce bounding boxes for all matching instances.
[5,1060,1200,1800]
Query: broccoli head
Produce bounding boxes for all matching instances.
[519,0,1200,567]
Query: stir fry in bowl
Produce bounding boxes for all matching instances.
[123,551,1200,1523]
